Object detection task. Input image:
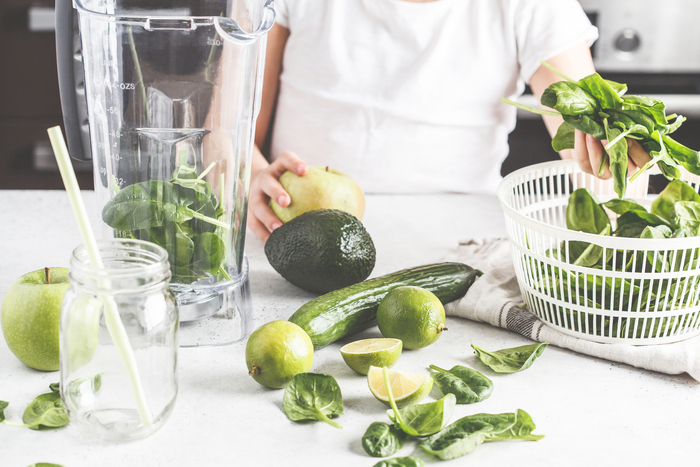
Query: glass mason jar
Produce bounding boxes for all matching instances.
[60,239,178,442]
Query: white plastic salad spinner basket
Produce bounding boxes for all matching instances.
[497,160,700,345]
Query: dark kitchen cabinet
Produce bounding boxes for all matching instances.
[0,0,93,189]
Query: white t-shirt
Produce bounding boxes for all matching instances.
[270,0,597,194]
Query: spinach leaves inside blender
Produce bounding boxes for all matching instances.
[101,164,230,283]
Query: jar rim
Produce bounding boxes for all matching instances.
[70,238,171,283]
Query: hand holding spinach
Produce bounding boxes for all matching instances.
[283,373,344,429]
[428,364,493,404]
[502,63,700,198]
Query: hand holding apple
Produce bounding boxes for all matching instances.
[1,267,70,371]
[270,166,365,223]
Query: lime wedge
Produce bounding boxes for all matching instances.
[340,338,402,375]
[367,365,433,408]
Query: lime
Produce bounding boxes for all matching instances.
[340,338,402,375]
[376,286,446,350]
[245,320,314,389]
[367,366,433,408]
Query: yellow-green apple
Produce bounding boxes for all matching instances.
[1,267,69,371]
[270,166,365,223]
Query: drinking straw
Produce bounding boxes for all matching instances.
[47,126,153,428]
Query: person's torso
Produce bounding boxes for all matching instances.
[270,0,595,194]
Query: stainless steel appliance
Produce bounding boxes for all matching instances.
[504,0,700,183]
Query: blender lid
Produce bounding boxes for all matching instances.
[72,0,275,42]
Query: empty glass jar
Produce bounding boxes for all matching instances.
[60,239,178,442]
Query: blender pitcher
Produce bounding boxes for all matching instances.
[56,0,275,346]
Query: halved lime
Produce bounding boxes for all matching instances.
[340,338,402,375]
[367,365,433,408]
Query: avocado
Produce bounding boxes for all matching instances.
[265,209,376,294]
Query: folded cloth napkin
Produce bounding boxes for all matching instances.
[444,238,700,382]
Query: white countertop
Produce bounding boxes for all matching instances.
[0,190,698,467]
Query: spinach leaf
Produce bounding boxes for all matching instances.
[651,180,700,228]
[102,181,185,231]
[552,122,575,151]
[540,81,598,115]
[28,464,64,467]
[622,95,668,125]
[614,222,648,238]
[362,422,407,457]
[602,198,647,215]
[615,210,672,230]
[640,226,673,272]
[66,373,103,399]
[605,78,628,97]
[578,73,623,110]
[372,457,424,467]
[382,367,455,437]
[428,364,494,404]
[673,201,700,236]
[283,373,343,429]
[565,189,611,264]
[22,383,69,430]
[562,113,605,139]
[0,400,8,422]
[603,120,629,198]
[420,409,544,460]
[566,189,610,234]
[471,342,548,374]
[572,224,611,267]
[192,232,226,274]
[662,134,700,176]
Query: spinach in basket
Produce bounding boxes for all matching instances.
[534,181,700,338]
[502,63,700,198]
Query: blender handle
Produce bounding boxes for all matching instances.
[55,0,91,162]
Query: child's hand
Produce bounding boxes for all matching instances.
[248,151,308,242]
[570,130,651,180]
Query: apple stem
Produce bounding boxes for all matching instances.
[45,267,50,284]
[325,166,329,172]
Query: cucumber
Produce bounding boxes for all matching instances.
[288,262,482,349]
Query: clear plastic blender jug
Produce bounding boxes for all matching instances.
[56,0,275,346]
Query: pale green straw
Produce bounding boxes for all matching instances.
[47,126,153,428]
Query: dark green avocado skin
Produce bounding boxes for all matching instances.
[264,209,376,294]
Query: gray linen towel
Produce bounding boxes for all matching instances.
[444,238,700,382]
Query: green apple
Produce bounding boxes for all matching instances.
[270,165,365,223]
[1,267,70,371]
